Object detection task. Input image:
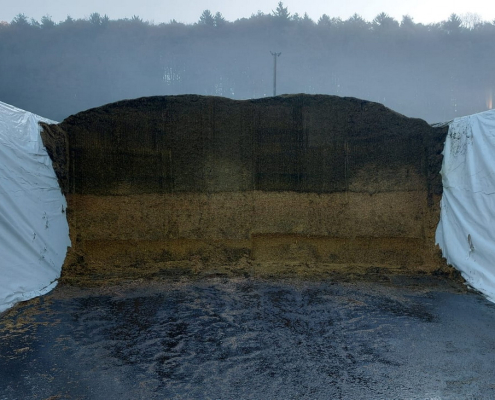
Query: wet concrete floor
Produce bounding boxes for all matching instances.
[1,276,495,399]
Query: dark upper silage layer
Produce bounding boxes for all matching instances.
[41,94,448,197]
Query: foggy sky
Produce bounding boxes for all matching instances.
[1,0,494,24]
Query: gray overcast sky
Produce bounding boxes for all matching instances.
[1,0,495,25]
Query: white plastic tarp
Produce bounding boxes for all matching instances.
[0,101,70,313]
[436,109,495,302]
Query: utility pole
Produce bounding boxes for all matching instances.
[270,51,281,96]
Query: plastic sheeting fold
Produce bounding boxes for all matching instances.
[0,101,70,313]
[436,109,495,302]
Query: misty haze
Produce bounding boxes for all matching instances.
[0,3,493,123]
[6,3,495,399]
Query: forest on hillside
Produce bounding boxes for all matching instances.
[1,2,494,123]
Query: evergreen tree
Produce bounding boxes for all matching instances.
[41,15,56,29]
[214,12,226,27]
[199,10,215,26]
[11,13,30,27]
[272,2,290,21]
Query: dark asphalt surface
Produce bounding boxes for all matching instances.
[1,276,495,399]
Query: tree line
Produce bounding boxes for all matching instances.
[1,2,494,123]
